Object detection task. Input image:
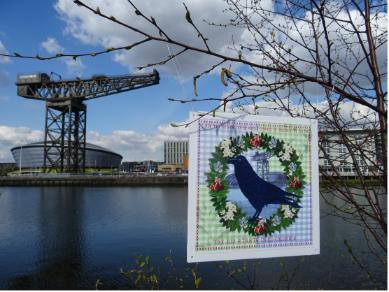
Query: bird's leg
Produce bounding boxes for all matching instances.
[252,210,259,220]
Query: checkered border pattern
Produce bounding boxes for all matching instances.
[195,118,313,251]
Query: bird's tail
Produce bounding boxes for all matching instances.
[280,197,300,209]
[288,200,300,209]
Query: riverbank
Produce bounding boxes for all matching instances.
[0,174,188,186]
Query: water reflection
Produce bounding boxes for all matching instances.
[0,186,385,289]
[6,187,86,289]
[37,187,85,289]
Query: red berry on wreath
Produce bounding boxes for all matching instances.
[250,135,261,148]
[290,176,302,189]
[210,177,224,191]
[254,219,266,234]
[254,224,265,234]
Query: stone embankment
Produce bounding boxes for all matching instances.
[0,174,188,186]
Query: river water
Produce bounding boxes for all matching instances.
[0,186,385,289]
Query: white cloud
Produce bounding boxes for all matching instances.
[156,122,191,140]
[233,8,387,98]
[54,0,386,94]
[0,126,43,161]
[41,37,85,76]
[0,97,376,162]
[54,0,248,78]
[41,37,64,54]
[63,58,85,75]
[88,122,190,161]
[0,123,189,162]
[223,96,378,129]
[0,41,10,64]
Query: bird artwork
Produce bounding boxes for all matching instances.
[227,155,300,220]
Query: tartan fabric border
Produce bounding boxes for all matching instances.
[195,118,313,251]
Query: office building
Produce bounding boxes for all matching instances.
[319,129,381,177]
[164,140,189,165]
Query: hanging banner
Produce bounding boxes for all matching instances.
[187,112,320,262]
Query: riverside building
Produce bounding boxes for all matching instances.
[319,129,382,177]
[159,140,189,173]
[164,140,188,165]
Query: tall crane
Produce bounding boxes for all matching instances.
[16,70,159,173]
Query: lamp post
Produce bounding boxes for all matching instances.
[19,145,23,174]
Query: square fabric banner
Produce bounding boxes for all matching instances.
[187,112,320,262]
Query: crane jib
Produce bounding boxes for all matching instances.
[16,70,159,101]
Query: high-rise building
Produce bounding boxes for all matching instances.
[164,140,188,165]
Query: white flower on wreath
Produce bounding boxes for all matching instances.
[281,205,296,219]
[222,211,235,221]
[222,202,237,221]
[220,139,234,158]
[223,149,234,158]
[220,139,231,149]
[281,144,293,161]
[226,201,237,213]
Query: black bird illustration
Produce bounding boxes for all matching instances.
[227,155,299,219]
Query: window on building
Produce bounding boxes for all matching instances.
[339,143,347,154]
[323,141,331,154]
[339,160,351,173]
[322,159,331,172]
[355,153,367,174]
[356,153,363,166]
[355,136,363,146]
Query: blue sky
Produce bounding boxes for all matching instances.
[0,0,226,161]
[0,0,385,162]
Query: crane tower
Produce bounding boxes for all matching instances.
[16,70,159,173]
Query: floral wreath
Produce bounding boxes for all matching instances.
[206,132,306,236]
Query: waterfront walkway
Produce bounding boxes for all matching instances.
[0,174,188,186]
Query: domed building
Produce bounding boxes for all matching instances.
[11,142,122,171]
